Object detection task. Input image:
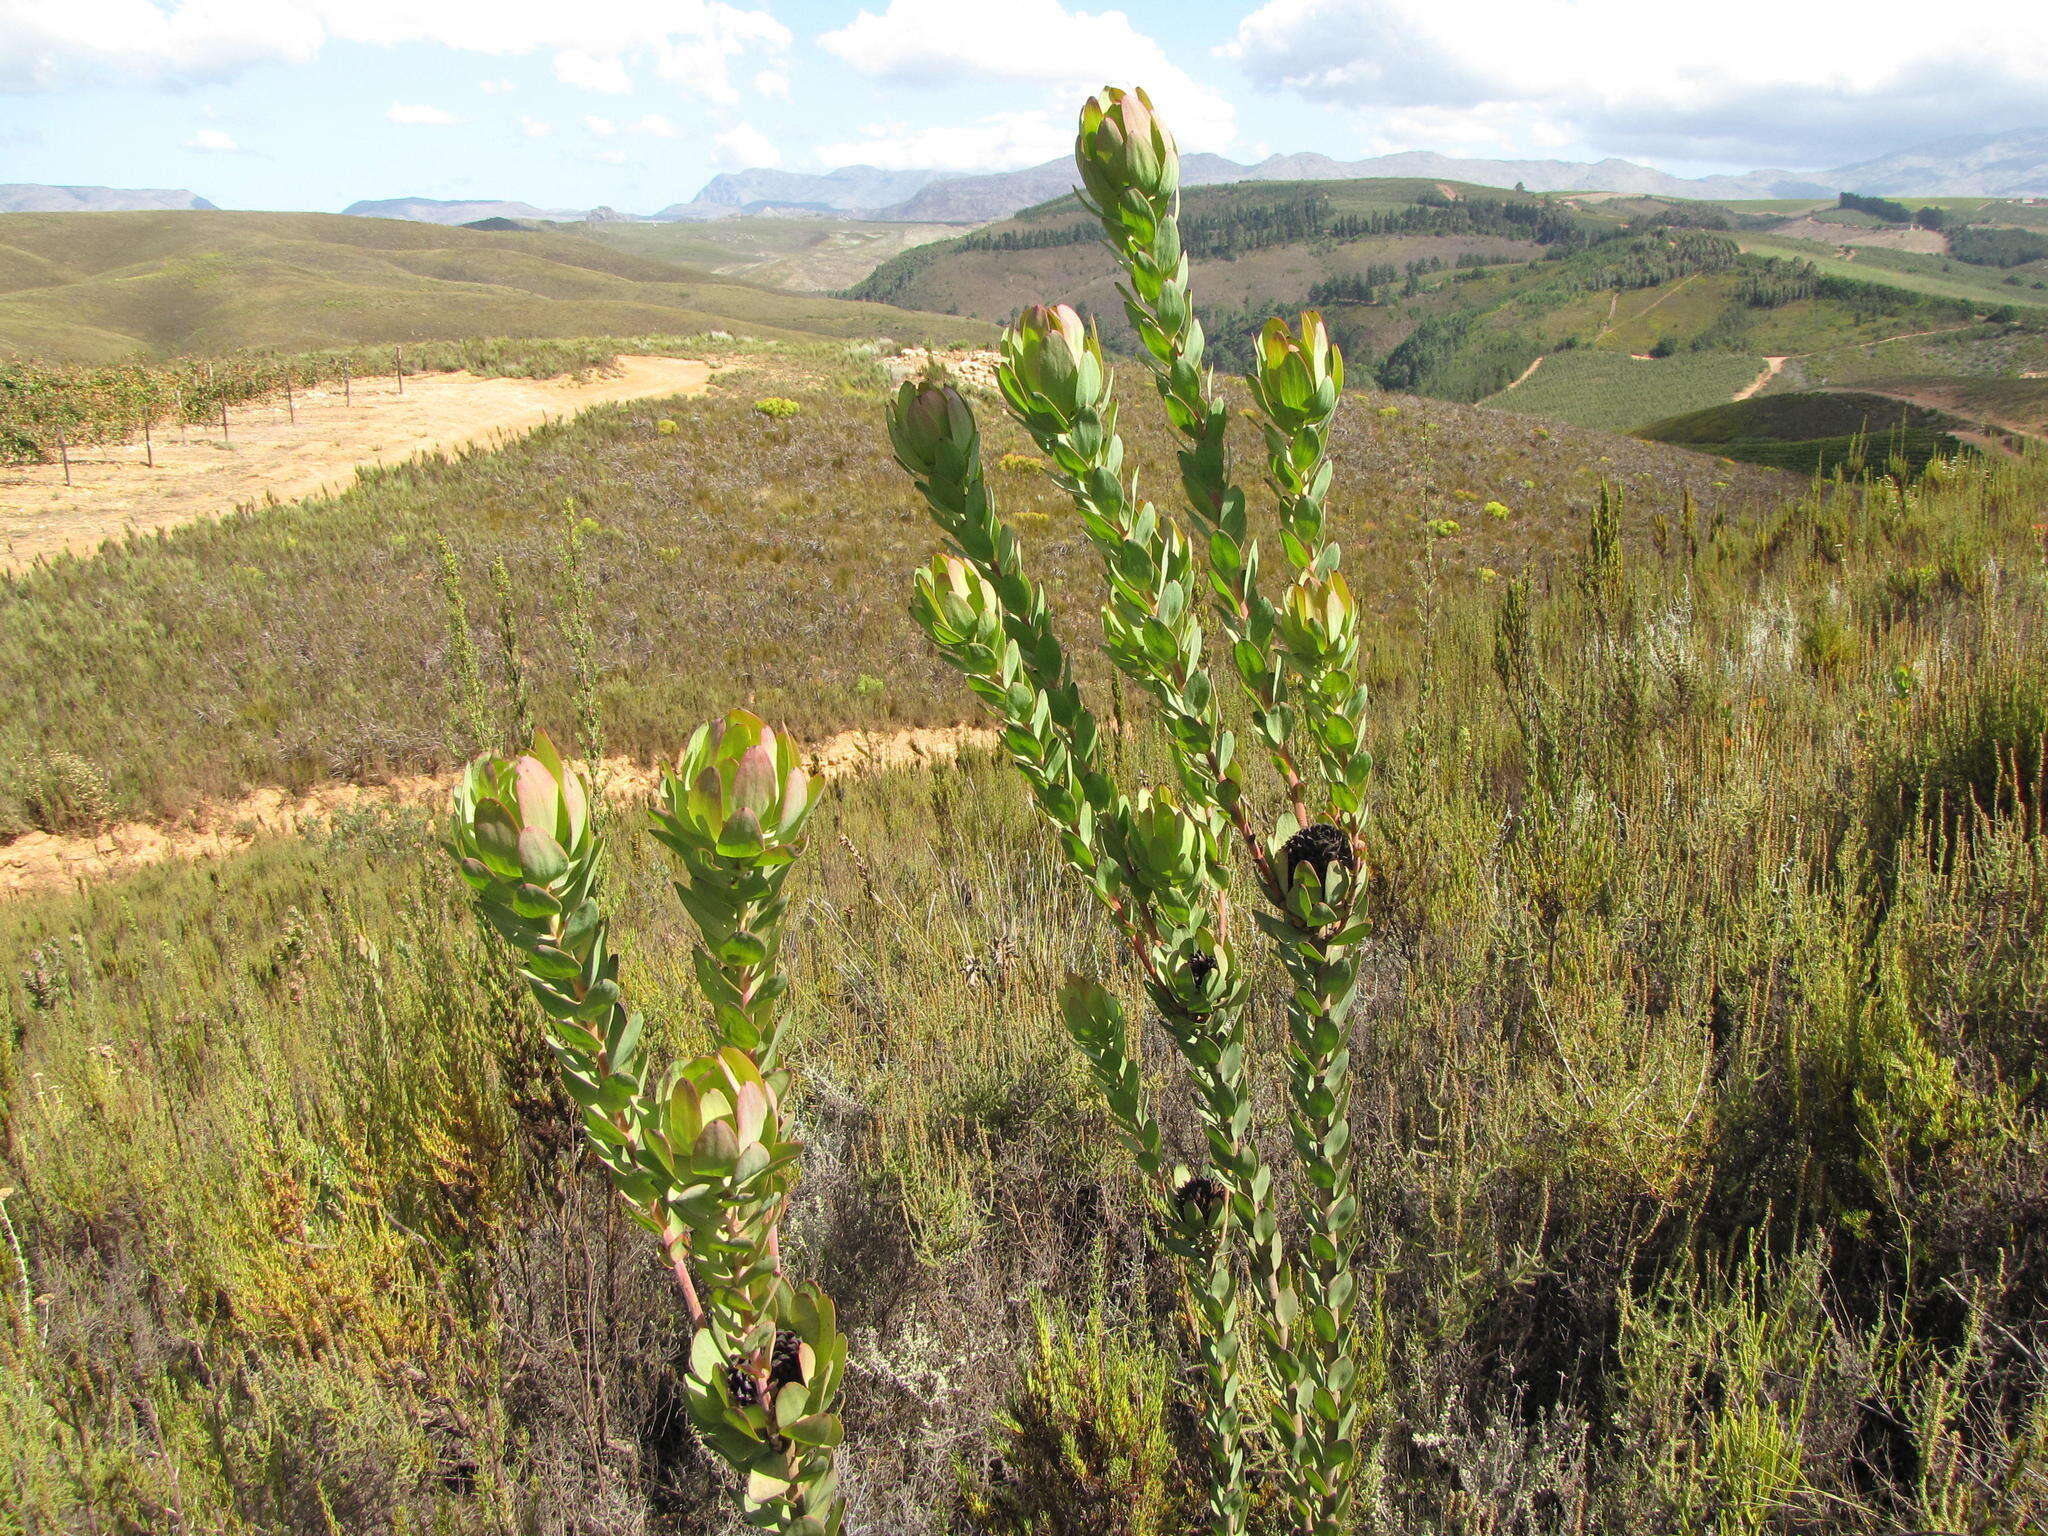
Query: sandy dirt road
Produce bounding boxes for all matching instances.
[0,725,1000,900]
[1734,357,1791,401]
[0,356,711,570]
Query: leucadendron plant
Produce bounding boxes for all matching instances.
[891,87,1373,1536]
[446,718,847,1534]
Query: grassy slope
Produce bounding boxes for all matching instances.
[578,216,966,293]
[0,211,991,361]
[0,351,1792,825]
[1485,349,1768,432]
[5,391,2047,1532]
[1641,391,1959,445]
[1637,389,1972,473]
[1738,233,2048,311]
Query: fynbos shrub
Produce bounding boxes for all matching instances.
[19,749,115,834]
[890,85,1375,1536]
[446,718,846,1535]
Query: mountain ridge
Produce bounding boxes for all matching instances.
[0,184,217,214]
[1828,128,2048,197]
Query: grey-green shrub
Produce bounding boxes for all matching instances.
[446,717,847,1534]
[890,85,1375,1536]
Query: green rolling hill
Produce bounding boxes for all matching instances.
[850,179,2048,436]
[1636,391,1977,474]
[0,211,990,362]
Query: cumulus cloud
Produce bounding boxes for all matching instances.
[753,69,788,100]
[518,115,554,137]
[819,108,1069,172]
[714,121,780,169]
[183,127,239,151]
[387,102,461,125]
[583,115,618,136]
[555,48,634,94]
[0,1,791,107]
[819,0,1236,155]
[479,77,515,93]
[632,113,678,136]
[1221,0,2048,168]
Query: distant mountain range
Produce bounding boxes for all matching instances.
[7,127,2044,232]
[1826,129,2048,197]
[640,130,2047,224]
[0,184,216,214]
[658,166,949,219]
[338,196,593,225]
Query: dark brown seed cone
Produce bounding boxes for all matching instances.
[1281,822,1355,891]
[725,1329,806,1407]
[1175,1174,1226,1223]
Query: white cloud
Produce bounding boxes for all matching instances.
[819,0,1236,152]
[714,121,780,169]
[1221,0,2048,168]
[387,101,461,125]
[583,114,618,136]
[752,68,788,100]
[632,113,678,137]
[592,147,628,164]
[479,77,515,93]
[518,115,554,137]
[1,1,791,107]
[555,48,634,94]
[183,127,239,151]
[820,108,1068,172]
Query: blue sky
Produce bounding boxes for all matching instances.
[3,0,2043,214]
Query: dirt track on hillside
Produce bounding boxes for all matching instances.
[1734,357,1791,401]
[0,724,1000,899]
[0,356,712,570]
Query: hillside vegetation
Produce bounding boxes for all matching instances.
[0,211,989,362]
[850,179,2048,434]
[577,216,965,294]
[1639,390,1974,473]
[0,347,1790,826]
[1484,349,1768,432]
[3,335,2046,1530]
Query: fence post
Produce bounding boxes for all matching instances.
[285,371,295,425]
[221,401,230,445]
[395,346,404,395]
[344,359,352,406]
[144,418,154,469]
[57,426,70,487]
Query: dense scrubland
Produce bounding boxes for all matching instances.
[0,342,1788,830]
[2,296,2046,1533]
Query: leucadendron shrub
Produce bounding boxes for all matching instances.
[446,716,847,1534]
[891,86,1375,1536]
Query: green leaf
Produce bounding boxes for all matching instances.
[782,1413,843,1448]
[517,826,568,884]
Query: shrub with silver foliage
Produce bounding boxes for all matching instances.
[891,84,1375,1536]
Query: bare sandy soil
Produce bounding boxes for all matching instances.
[0,356,711,570]
[0,724,999,899]
[1771,218,1948,255]
[1734,356,1792,401]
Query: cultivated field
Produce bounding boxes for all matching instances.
[0,355,711,567]
[1484,349,1769,431]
